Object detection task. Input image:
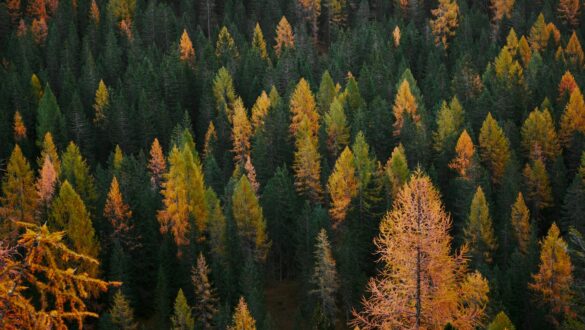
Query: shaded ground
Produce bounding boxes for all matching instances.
[265,280,301,330]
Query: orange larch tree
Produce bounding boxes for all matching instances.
[35,157,58,219]
[148,138,166,190]
[560,86,585,146]
[510,192,530,254]
[274,16,295,57]
[290,78,319,137]
[352,171,489,329]
[449,130,476,179]
[293,116,323,203]
[327,147,358,226]
[565,31,585,68]
[104,176,137,248]
[179,29,195,64]
[558,70,578,104]
[521,107,560,162]
[232,98,252,167]
[392,79,419,136]
[12,111,26,141]
[430,0,459,49]
[558,0,580,28]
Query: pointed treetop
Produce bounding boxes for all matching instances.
[179,29,195,63]
[252,23,268,60]
[274,16,295,57]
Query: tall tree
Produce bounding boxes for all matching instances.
[110,290,138,330]
[560,87,585,146]
[297,0,321,44]
[93,80,109,126]
[384,144,409,200]
[433,97,464,153]
[558,0,580,28]
[215,26,239,60]
[523,159,553,212]
[310,229,339,325]
[36,84,66,147]
[231,175,269,261]
[510,192,531,254]
[293,116,323,203]
[171,289,195,330]
[529,223,574,326]
[352,171,489,329]
[148,138,167,190]
[465,186,498,266]
[191,253,219,329]
[232,98,252,167]
[290,78,319,137]
[0,145,37,236]
[251,91,271,134]
[479,113,511,184]
[327,147,358,225]
[392,79,419,137]
[430,0,459,49]
[38,132,60,174]
[179,29,195,64]
[324,97,350,157]
[274,16,295,57]
[521,108,560,162]
[252,23,268,60]
[229,297,256,330]
[60,142,98,206]
[104,176,136,248]
[449,130,476,179]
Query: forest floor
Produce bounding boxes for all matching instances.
[265,280,300,329]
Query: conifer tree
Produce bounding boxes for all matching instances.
[479,113,511,184]
[290,78,319,137]
[274,16,295,57]
[530,223,574,324]
[229,297,256,330]
[293,116,323,203]
[38,132,60,174]
[232,175,269,261]
[528,14,549,52]
[352,171,489,329]
[90,0,100,25]
[0,145,37,236]
[148,138,166,190]
[558,71,578,104]
[465,186,498,266]
[213,67,237,118]
[317,71,336,114]
[523,159,553,212]
[310,229,339,324]
[93,80,109,126]
[216,26,239,59]
[490,0,515,22]
[36,157,57,219]
[50,181,100,274]
[171,289,195,330]
[60,142,98,206]
[297,0,321,44]
[232,98,252,167]
[565,31,584,67]
[521,108,560,162]
[104,176,136,248]
[560,87,585,146]
[324,97,350,156]
[487,311,515,330]
[329,0,347,27]
[327,147,358,225]
[430,0,459,49]
[392,79,419,136]
[36,84,66,147]
[179,29,195,64]
[191,253,219,329]
[384,144,409,200]
[158,145,207,254]
[110,290,138,330]
[449,130,476,179]
[433,97,464,153]
[558,0,580,28]
[252,23,268,60]
[13,111,26,141]
[204,123,218,159]
[510,192,531,254]
[251,91,271,134]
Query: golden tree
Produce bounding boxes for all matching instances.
[179,29,195,64]
[148,138,166,190]
[430,0,459,49]
[329,0,347,27]
[90,0,100,25]
[565,31,584,67]
[274,16,295,57]
[384,144,409,200]
[31,18,48,44]
[510,192,530,254]
[529,13,549,52]
[293,116,323,203]
[324,97,350,156]
[352,171,489,329]
[0,223,115,329]
[215,26,239,59]
[327,147,358,225]
[392,79,419,136]
[213,67,237,118]
[232,98,252,167]
[558,0,580,27]
[252,23,268,60]
[393,26,401,47]
[36,157,58,219]
[479,113,511,184]
[104,176,136,248]
[0,145,38,236]
[251,91,271,134]
[449,130,476,179]
[229,297,256,330]
[518,36,532,66]
[560,86,585,145]
[290,78,319,136]
[523,159,553,211]
[521,108,560,162]
[38,132,60,174]
[558,70,578,105]
[529,223,574,324]
[465,186,498,265]
[204,122,218,158]
[232,175,269,261]
[110,290,138,330]
[12,111,26,141]
[490,0,515,22]
[433,97,464,152]
[93,79,109,125]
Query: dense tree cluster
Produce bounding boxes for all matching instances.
[1,0,585,329]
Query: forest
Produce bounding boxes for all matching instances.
[1,0,585,328]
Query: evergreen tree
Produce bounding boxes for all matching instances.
[110,290,138,330]
[191,253,219,329]
[479,113,511,184]
[310,229,339,326]
[36,84,66,147]
[171,289,195,330]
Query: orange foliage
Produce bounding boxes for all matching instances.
[12,111,26,141]
[148,138,166,190]
[31,18,48,44]
[179,29,195,64]
[290,78,319,137]
[558,70,578,102]
[274,16,295,57]
[327,147,358,225]
[449,130,476,179]
[232,98,252,166]
[392,79,419,136]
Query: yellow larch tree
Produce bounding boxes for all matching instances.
[251,91,271,134]
[204,122,218,158]
[252,23,268,60]
[216,26,239,59]
[465,186,498,265]
[449,130,476,179]
[290,78,319,136]
[392,79,419,136]
[529,223,574,324]
[352,171,489,329]
[274,16,295,57]
[93,79,109,126]
[293,116,323,203]
[521,108,560,162]
[324,97,350,157]
[430,0,459,49]
[560,86,585,146]
[510,192,530,254]
[179,29,195,64]
[38,132,60,174]
[148,138,166,190]
[479,113,511,184]
[12,111,26,141]
[565,31,584,67]
[229,297,257,330]
[523,159,553,211]
[327,147,358,226]
[384,144,410,200]
[104,176,135,247]
[232,98,252,167]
